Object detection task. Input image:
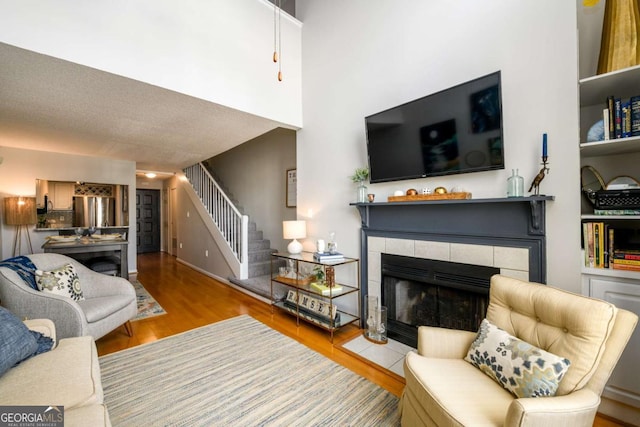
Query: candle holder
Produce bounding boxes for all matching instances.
[528,155,550,196]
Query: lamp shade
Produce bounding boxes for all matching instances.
[283,220,306,254]
[4,197,37,225]
[283,220,306,239]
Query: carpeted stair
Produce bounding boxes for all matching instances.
[203,163,281,297]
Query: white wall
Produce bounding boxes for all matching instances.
[296,1,581,291]
[0,0,303,128]
[0,146,137,273]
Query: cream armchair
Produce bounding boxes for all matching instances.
[400,274,638,427]
[0,253,136,340]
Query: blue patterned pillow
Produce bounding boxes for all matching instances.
[464,319,571,398]
[0,307,38,377]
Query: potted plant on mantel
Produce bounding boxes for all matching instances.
[351,167,370,203]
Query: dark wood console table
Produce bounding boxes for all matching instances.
[42,237,129,279]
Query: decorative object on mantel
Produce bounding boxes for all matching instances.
[529,133,550,196]
[507,169,524,198]
[367,193,375,202]
[434,186,447,194]
[350,167,370,203]
[387,192,472,202]
[406,188,418,196]
[593,0,640,75]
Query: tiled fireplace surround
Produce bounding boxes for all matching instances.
[366,236,530,301]
[353,197,552,328]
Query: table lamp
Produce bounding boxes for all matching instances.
[4,196,37,256]
[283,220,306,254]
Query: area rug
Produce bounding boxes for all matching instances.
[99,315,400,426]
[131,280,167,321]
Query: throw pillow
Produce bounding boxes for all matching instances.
[0,307,38,377]
[464,318,571,398]
[35,263,85,301]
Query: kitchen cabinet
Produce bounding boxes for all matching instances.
[51,182,75,210]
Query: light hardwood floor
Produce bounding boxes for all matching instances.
[96,252,625,427]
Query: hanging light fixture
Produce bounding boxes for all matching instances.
[272,0,283,81]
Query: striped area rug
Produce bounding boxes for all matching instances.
[99,315,400,426]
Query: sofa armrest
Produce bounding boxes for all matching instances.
[417,326,477,358]
[23,319,57,346]
[72,262,135,300]
[505,388,600,427]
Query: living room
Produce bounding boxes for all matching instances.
[0,1,639,425]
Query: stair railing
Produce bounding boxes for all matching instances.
[183,163,249,279]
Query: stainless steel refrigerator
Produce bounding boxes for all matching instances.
[73,196,116,228]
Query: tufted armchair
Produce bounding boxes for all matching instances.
[400,274,638,427]
[0,253,137,340]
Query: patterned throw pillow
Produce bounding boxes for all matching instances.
[35,263,85,301]
[464,318,571,398]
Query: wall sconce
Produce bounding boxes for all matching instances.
[283,220,306,254]
[4,196,37,256]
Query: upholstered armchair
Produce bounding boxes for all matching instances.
[400,274,638,427]
[0,253,137,340]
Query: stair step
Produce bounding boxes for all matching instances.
[249,240,271,251]
[248,248,276,263]
[248,230,263,241]
[248,260,271,278]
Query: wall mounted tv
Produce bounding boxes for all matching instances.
[365,71,504,183]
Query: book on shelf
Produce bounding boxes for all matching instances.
[613,249,640,261]
[607,96,615,140]
[611,258,640,266]
[594,209,640,215]
[612,263,640,272]
[582,221,610,268]
[622,101,632,138]
[631,96,640,136]
[310,281,343,295]
[603,94,640,139]
[614,97,622,139]
[313,252,344,261]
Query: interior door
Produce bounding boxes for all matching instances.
[136,189,161,253]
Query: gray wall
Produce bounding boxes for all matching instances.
[206,128,297,252]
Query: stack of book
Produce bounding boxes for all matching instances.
[583,222,610,268]
[611,250,640,272]
[602,95,640,140]
[310,281,343,295]
[313,251,344,262]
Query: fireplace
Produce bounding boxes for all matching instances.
[381,254,499,348]
[353,196,552,348]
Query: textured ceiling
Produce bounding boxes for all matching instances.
[0,42,284,172]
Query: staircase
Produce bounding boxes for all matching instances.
[246,221,275,278]
[201,164,277,279]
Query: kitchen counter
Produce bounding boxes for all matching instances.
[42,236,129,279]
[34,226,129,232]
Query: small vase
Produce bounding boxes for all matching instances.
[357,182,368,203]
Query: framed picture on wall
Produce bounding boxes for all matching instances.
[286,168,297,208]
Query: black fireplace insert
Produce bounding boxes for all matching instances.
[381,253,499,348]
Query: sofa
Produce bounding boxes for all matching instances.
[0,253,137,340]
[400,274,638,427]
[0,315,110,427]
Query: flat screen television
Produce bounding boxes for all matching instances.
[365,71,504,183]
